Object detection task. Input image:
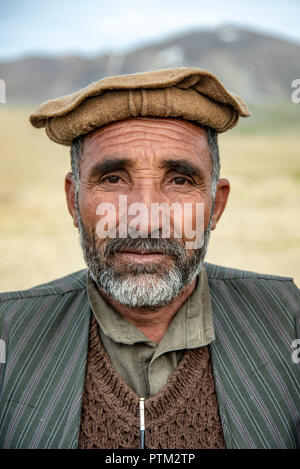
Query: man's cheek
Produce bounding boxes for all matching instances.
[95,202,117,240]
[179,202,205,250]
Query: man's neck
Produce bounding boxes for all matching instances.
[97,279,197,344]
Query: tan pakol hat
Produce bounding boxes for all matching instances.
[29,67,250,146]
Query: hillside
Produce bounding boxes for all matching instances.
[1,24,300,107]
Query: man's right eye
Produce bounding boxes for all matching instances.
[102,175,120,183]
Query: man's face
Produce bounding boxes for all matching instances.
[65,117,229,308]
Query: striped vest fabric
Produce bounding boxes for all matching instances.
[0,263,299,448]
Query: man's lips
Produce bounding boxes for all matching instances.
[115,248,170,263]
[118,248,165,254]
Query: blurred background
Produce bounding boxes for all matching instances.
[0,0,299,291]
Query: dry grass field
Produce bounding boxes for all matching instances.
[0,106,299,291]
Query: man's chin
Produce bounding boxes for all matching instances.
[91,266,186,309]
[104,269,167,281]
[109,261,173,276]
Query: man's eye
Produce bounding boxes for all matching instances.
[173,177,190,185]
[103,175,120,183]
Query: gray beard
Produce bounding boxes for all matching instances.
[77,209,213,309]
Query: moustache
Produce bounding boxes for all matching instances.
[103,236,189,260]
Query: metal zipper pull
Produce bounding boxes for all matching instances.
[139,397,145,449]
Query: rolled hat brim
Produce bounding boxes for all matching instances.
[29,67,251,146]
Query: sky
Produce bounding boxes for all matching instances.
[0,0,300,60]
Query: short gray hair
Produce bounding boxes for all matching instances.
[70,124,220,198]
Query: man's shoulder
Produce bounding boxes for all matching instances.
[0,269,88,303]
[204,262,295,283]
[204,262,300,314]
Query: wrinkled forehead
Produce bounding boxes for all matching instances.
[81,117,212,171]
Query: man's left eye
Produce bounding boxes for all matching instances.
[104,175,120,183]
[173,177,190,185]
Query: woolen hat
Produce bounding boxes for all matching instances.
[29,67,251,145]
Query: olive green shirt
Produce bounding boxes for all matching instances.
[87,266,215,398]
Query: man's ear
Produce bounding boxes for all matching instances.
[211,178,230,231]
[65,172,79,228]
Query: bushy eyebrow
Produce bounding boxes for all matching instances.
[87,157,206,181]
[87,158,133,179]
[162,159,206,179]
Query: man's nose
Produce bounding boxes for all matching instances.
[126,187,168,237]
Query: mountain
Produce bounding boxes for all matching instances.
[1,25,300,107]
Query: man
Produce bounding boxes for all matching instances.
[0,68,299,449]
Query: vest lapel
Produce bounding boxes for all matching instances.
[57,301,91,448]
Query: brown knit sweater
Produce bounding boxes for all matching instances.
[78,314,226,449]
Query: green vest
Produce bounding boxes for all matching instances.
[0,263,299,448]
